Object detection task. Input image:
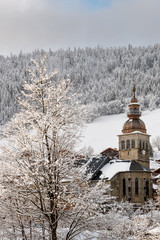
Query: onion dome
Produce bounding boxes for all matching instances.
[122,85,146,133]
[122,118,146,133]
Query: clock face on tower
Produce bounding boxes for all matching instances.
[142,150,146,155]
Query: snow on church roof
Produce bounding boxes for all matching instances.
[118,131,150,136]
[99,159,151,180]
[100,160,131,180]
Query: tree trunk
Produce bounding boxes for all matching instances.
[42,220,46,240]
[51,228,58,240]
[29,220,32,240]
[50,213,58,240]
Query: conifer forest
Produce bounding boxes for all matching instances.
[0,44,160,124]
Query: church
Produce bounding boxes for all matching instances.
[90,86,152,204]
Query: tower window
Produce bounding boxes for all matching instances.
[123,178,126,196]
[143,141,145,149]
[131,139,135,148]
[121,140,125,150]
[134,108,137,113]
[145,179,149,196]
[126,140,130,149]
[139,140,142,149]
[135,178,139,195]
[146,141,149,150]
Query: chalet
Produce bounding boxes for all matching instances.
[100,148,119,158]
[152,167,160,177]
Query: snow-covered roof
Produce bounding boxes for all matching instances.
[100,147,118,154]
[100,160,131,180]
[150,151,160,171]
[153,183,158,190]
[99,159,151,180]
[150,159,160,170]
[118,131,150,136]
[153,174,160,179]
[128,102,140,106]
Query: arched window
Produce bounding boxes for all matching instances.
[121,140,125,149]
[143,141,145,149]
[131,139,135,148]
[139,140,142,149]
[134,108,137,113]
[145,179,149,196]
[135,178,139,195]
[146,141,149,150]
[126,140,130,149]
[123,178,126,196]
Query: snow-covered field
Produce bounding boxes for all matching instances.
[81,109,160,154]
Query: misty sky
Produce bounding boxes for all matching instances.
[0,0,160,56]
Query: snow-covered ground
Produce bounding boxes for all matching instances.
[81,109,160,154]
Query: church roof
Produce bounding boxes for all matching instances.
[122,118,146,133]
[118,131,150,136]
[85,156,110,178]
[129,160,150,171]
[90,159,151,180]
[74,155,111,179]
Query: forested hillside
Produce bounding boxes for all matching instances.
[0,44,160,124]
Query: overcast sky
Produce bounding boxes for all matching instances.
[0,0,160,56]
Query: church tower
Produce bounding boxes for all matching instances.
[118,86,150,168]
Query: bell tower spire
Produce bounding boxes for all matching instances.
[118,85,151,168]
[133,85,136,99]
[124,84,144,131]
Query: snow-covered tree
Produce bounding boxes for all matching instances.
[91,201,160,240]
[152,136,160,151]
[0,56,110,240]
[157,179,160,207]
[1,44,160,124]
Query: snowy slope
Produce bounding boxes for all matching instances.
[81,109,160,154]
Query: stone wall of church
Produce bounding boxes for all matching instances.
[110,171,152,204]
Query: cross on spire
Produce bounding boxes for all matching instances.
[133,85,136,98]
